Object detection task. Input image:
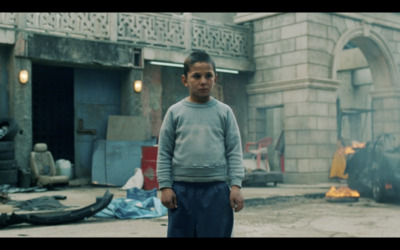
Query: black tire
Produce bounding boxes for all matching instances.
[0,117,19,141]
[0,168,18,185]
[0,141,14,160]
[0,159,18,170]
[372,173,386,203]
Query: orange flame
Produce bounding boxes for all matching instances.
[325,186,360,198]
[344,141,366,155]
[344,147,355,155]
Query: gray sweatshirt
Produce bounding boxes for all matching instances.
[156,98,245,189]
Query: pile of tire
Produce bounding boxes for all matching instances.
[0,117,20,186]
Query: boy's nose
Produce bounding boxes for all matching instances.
[201,75,209,83]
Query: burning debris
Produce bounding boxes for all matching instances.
[344,134,400,203]
[330,139,367,180]
[325,186,360,202]
[344,141,366,155]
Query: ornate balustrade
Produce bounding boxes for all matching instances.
[0,12,250,58]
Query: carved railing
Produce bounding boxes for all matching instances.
[0,12,250,58]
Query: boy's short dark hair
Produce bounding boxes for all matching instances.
[183,51,216,77]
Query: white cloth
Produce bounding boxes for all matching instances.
[121,168,144,190]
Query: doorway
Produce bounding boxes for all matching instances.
[335,42,374,143]
[32,64,74,162]
[32,64,122,179]
[255,105,284,170]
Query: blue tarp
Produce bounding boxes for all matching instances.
[94,187,167,219]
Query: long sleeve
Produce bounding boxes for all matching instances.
[224,109,245,187]
[156,109,175,189]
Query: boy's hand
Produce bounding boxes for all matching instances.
[160,188,178,209]
[230,185,244,212]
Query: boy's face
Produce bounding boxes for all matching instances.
[181,62,217,103]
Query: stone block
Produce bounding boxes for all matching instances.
[296,36,308,50]
[254,28,280,45]
[248,93,266,107]
[317,144,337,158]
[284,103,298,117]
[316,89,337,103]
[253,44,264,58]
[281,22,307,39]
[297,130,331,144]
[262,69,274,83]
[264,92,283,106]
[285,116,317,130]
[249,71,263,84]
[298,158,330,173]
[317,117,337,130]
[281,50,308,66]
[262,13,295,30]
[284,131,297,144]
[384,121,400,134]
[271,66,297,81]
[296,102,329,117]
[285,144,317,158]
[296,64,309,78]
[383,98,400,109]
[310,102,329,116]
[308,64,330,79]
[328,103,337,117]
[308,22,328,37]
[255,54,281,69]
[308,36,334,52]
[283,89,310,103]
[283,159,298,172]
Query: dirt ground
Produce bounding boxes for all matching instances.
[1,183,400,237]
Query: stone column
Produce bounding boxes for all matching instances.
[9,32,32,171]
[247,77,339,184]
[282,79,338,184]
[246,13,342,183]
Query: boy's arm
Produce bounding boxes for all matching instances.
[156,111,175,189]
[225,109,245,188]
[160,187,178,209]
[230,185,244,212]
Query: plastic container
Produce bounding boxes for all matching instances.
[56,159,73,179]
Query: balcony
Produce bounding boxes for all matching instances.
[0,12,251,60]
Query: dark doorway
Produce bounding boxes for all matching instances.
[32,64,74,163]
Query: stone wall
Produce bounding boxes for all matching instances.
[244,13,400,183]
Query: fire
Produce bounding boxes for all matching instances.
[344,147,355,155]
[325,186,360,198]
[344,141,366,155]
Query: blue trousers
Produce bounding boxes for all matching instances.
[167,181,234,238]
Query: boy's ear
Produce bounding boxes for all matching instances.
[181,75,188,87]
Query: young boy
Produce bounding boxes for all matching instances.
[156,51,245,237]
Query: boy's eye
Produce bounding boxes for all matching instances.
[191,73,214,79]
[192,74,201,79]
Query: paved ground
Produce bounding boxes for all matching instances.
[2,181,400,237]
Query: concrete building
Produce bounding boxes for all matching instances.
[1,12,400,185]
[236,13,400,183]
